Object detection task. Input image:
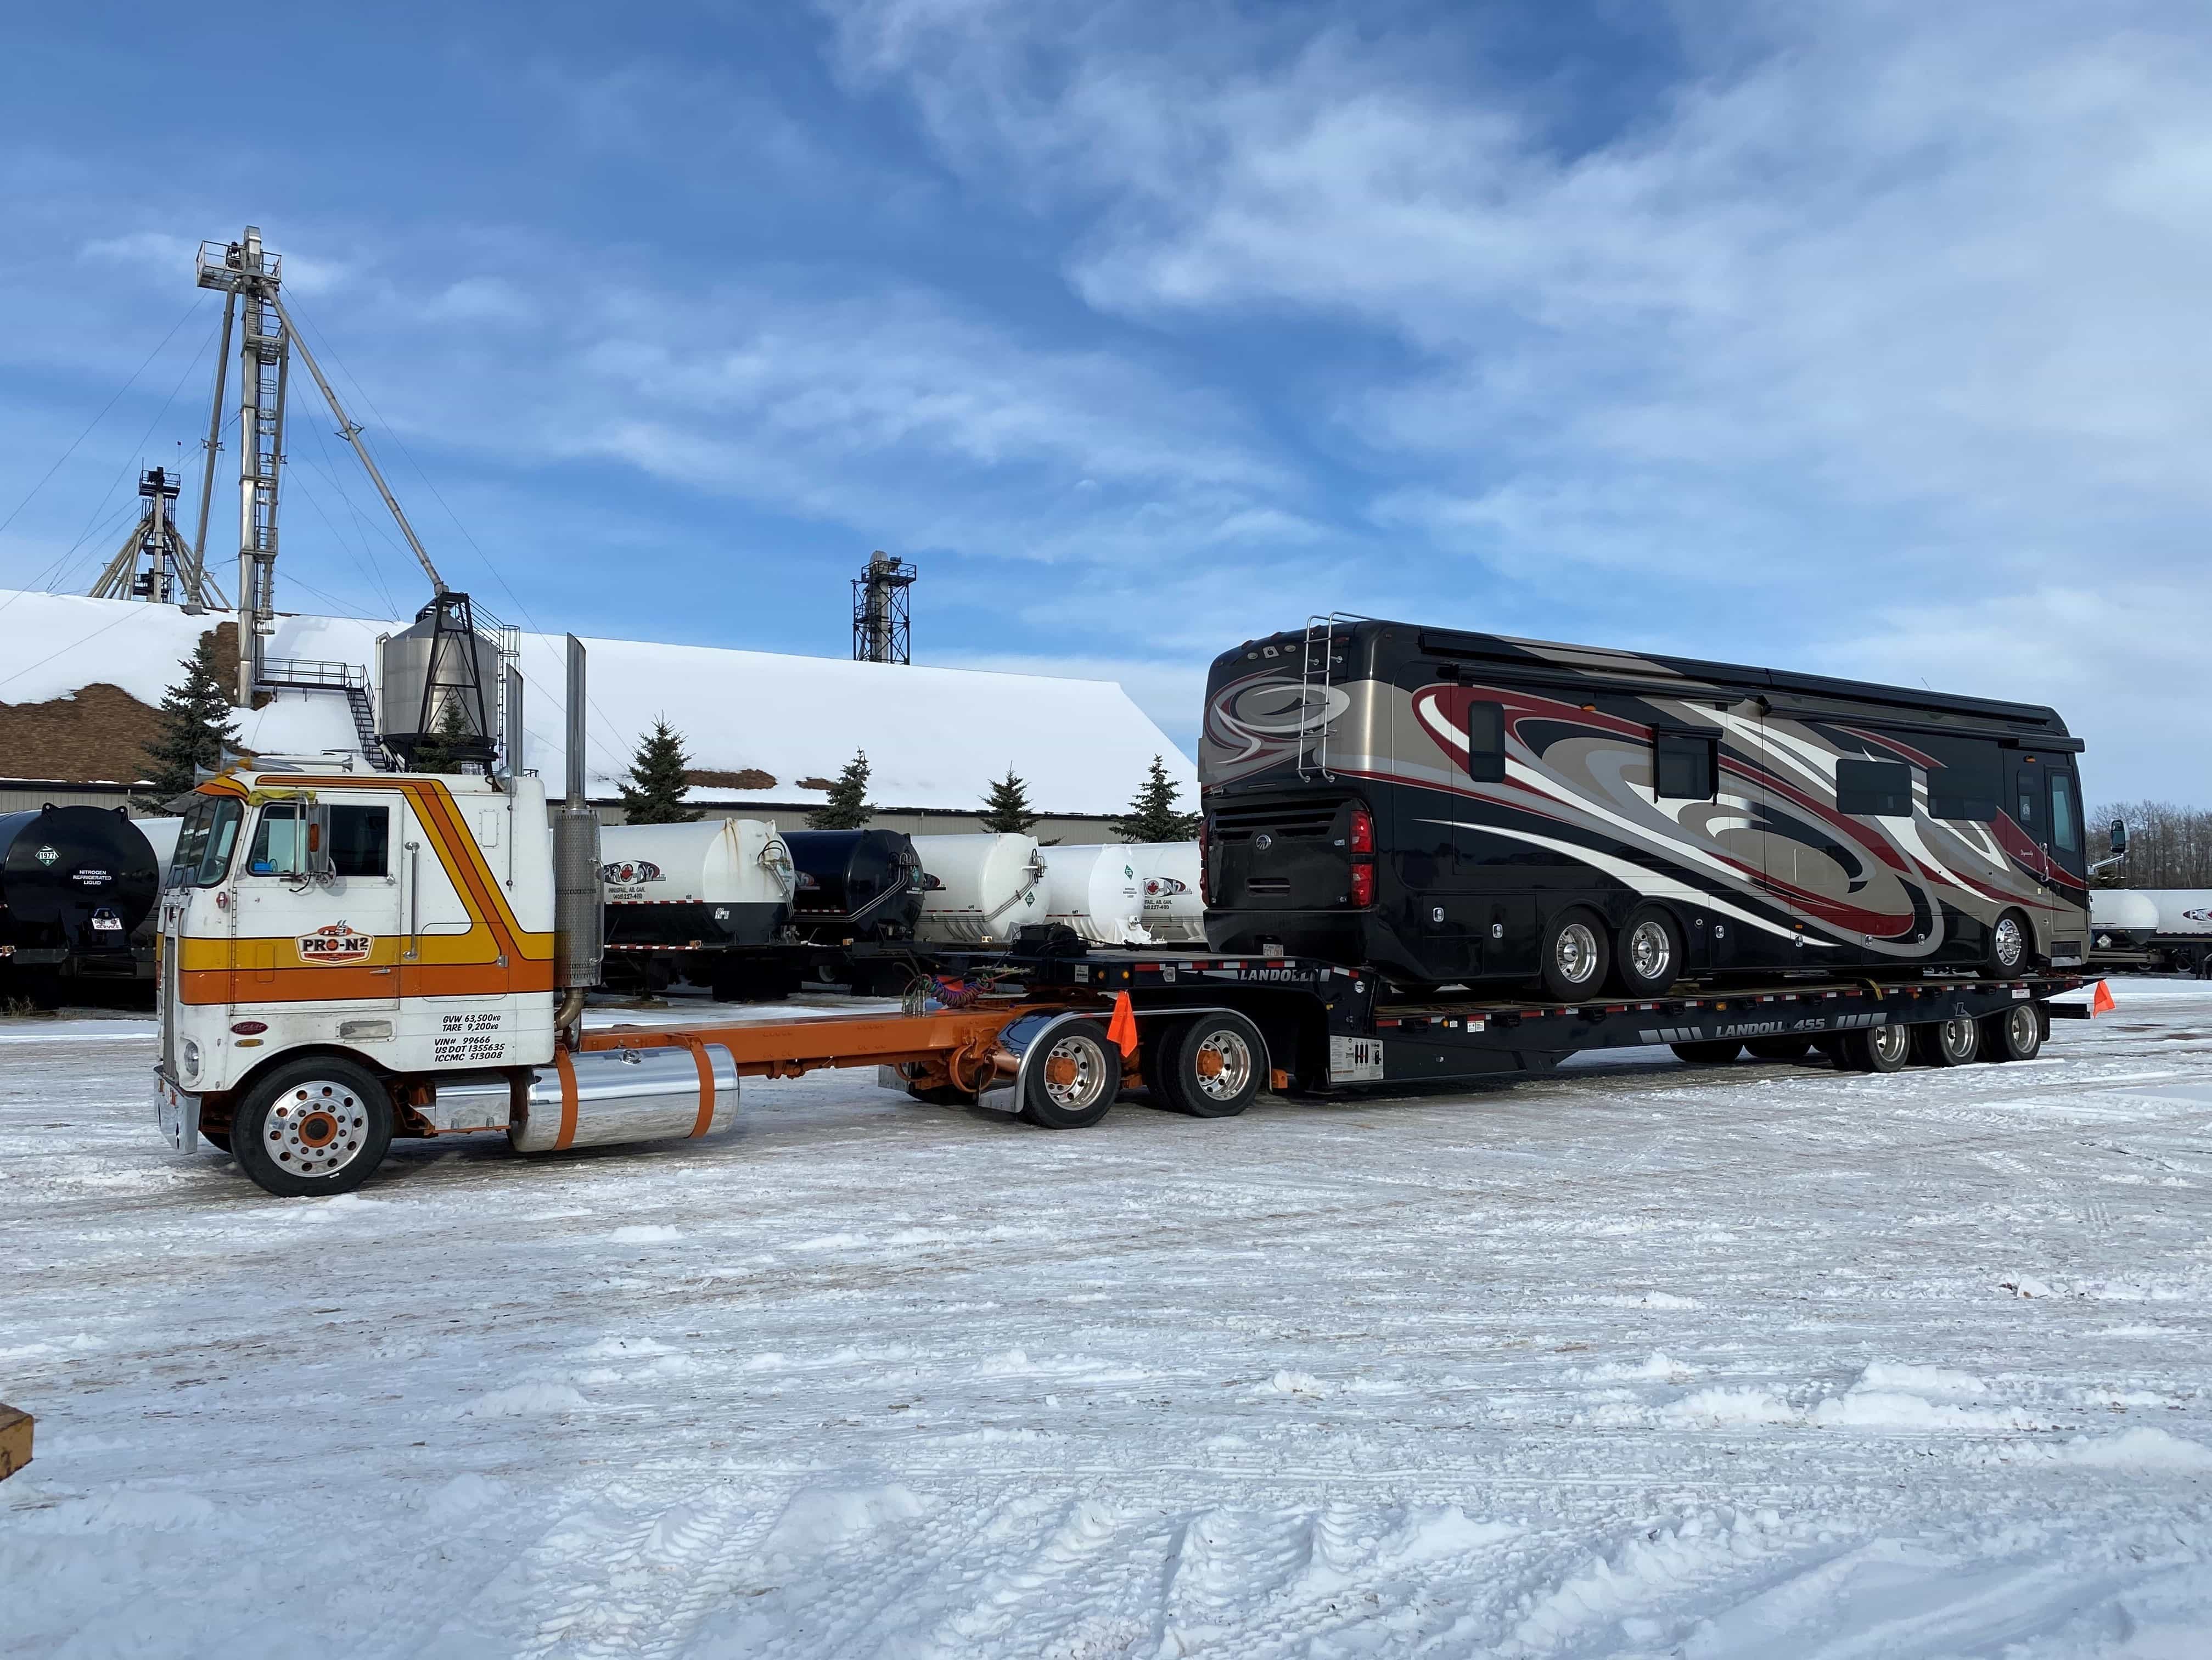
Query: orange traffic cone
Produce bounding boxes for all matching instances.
[1107,991,1139,1059]
[2090,980,2116,1017]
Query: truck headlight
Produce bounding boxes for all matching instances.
[181,1039,201,1083]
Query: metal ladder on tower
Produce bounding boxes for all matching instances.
[256,658,397,771]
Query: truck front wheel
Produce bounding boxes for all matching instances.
[232,1058,394,1197]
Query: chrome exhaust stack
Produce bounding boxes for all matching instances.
[552,633,602,1048]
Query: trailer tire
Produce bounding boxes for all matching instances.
[1744,1036,1814,1061]
[1152,1011,1266,1119]
[1670,1039,1743,1064]
[1911,1016,1980,1067]
[1612,907,1683,996]
[1986,910,2031,977]
[1980,1001,2043,1062]
[1537,908,1611,1002]
[1019,1019,1121,1129]
[232,1057,393,1197]
[1840,1022,1912,1073]
[1138,1017,1192,1100]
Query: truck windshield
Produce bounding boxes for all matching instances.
[169,797,244,888]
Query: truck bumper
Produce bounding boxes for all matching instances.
[155,1072,202,1154]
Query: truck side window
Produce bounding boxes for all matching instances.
[1654,731,1716,801]
[1836,759,1910,817]
[1464,700,1506,783]
[2049,773,2079,854]
[329,805,390,877]
[245,803,305,876]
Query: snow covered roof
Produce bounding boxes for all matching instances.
[0,589,1193,813]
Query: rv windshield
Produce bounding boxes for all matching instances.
[168,797,243,888]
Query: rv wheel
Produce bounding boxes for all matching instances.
[1612,908,1682,996]
[1986,910,2031,977]
[1538,908,1611,1002]
[1911,1016,1980,1067]
[1839,1022,1912,1073]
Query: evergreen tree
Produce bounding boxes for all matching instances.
[809,749,872,829]
[978,766,1040,835]
[408,700,471,776]
[1110,754,1199,843]
[617,717,701,824]
[141,635,239,798]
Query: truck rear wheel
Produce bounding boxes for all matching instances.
[232,1057,394,1197]
[1020,1019,1121,1129]
[1670,1039,1743,1064]
[1840,1023,1912,1073]
[1912,1016,1979,1067]
[1152,1011,1266,1119]
[1980,1001,2044,1062]
[1538,908,1610,1002]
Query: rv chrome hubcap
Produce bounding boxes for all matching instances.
[1992,915,2025,969]
[1040,1036,1108,1112]
[266,1081,369,1177]
[1554,922,1601,985]
[1626,919,1672,981]
[1192,1031,1253,1101]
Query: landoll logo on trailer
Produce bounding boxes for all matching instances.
[600,860,664,886]
[296,922,374,965]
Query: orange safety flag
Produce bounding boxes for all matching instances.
[1107,991,1139,1058]
[2091,980,2116,1017]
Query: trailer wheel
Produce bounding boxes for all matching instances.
[1538,908,1610,1002]
[1911,1016,1980,1067]
[1152,1011,1266,1119]
[1138,1017,1192,1099]
[1980,1001,2043,1062]
[1612,908,1682,996]
[1986,910,2031,976]
[231,1058,394,1197]
[1839,1022,1912,1073]
[1670,1039,1743,1064]
[1020,1019,1121,1129]
[1744,1036,1814,1062]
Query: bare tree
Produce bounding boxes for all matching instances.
[2089,800,2212,887]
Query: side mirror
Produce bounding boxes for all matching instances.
[2109,818,2128,855]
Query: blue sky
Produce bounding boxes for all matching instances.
[3,1,2209,800]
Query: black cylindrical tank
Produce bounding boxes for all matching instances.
[782,829,924,943]
[0,805,161,977]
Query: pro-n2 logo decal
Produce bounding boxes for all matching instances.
[297,921,374,965]
[600,859,664,885]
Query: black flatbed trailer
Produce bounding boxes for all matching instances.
[927,949,2090,1090]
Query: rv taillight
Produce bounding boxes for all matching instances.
[1348,805,1373,855]
[1350,864,1375,907]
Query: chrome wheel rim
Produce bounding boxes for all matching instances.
[1040,1036,1109,1113]
[1942,1016,1977,1059]
[1191,1030,1254,1102]
[2006,1005,2038,1050]
[1627,918,1672,982]
[265,1079,371,1178]
[1555,921,1601,986]
[1871,1024,1910,1064]
[1993,915,2025,970]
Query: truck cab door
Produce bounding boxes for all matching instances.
[233,798,402,1010]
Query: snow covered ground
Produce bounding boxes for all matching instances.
[4,981,2210,1657]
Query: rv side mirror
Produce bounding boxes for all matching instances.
[2109,818,2127,855]
[304,800,335,882]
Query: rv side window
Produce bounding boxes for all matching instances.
[329,804,390,877]
[1654,731,1716,801]
[1464,701,1506,783]
[2049,772,2079,854]
[1836,759,1911,818]
[1928,775,1998,822]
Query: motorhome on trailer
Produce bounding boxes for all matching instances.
[1200,620,2091,998]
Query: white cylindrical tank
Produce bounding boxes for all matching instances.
[2090,890,2161,936]
[138,816,184,885]
[1123,841,1203,944]
[911,833,1047,945]
[2133,891,2212,939]
[1037,844,1146,946]
[599,818,794,947]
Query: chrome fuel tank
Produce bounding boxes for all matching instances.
[509,1044,740,1153]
